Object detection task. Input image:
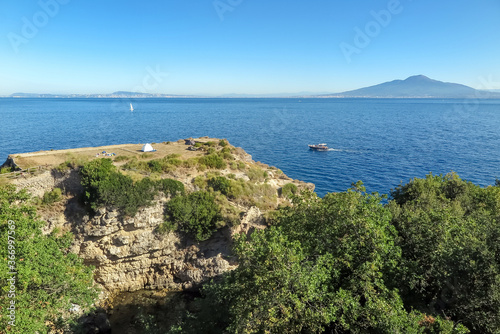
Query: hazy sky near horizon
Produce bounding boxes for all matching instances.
[0,0,499,95]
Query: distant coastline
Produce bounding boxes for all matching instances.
[3,95,500,99]
[5,75,500,99]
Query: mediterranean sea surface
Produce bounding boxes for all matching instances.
[1,98,499,196]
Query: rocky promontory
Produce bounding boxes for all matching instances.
[3,138,314,298]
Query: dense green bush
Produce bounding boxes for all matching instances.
[164,191,222,241]
[80,159,158,216]
[0,185,98,333]
[280,183,298,198]
[207,176,231,196]
[157,178,185,197]
[148,159,163,173]
[80,158,115,209]
[389,173,500,333]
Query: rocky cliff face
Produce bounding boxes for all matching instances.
[74,201,238,293]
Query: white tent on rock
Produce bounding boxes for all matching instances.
[141,143,155,152]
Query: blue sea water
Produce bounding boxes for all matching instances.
[1,97,499,197]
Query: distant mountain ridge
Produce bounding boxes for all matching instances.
[326,75,500,98]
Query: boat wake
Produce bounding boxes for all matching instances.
[327,148,363,153]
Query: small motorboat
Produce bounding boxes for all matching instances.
[308,143,329,151]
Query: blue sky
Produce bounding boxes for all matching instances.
[0,0,499,95]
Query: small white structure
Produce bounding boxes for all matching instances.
[141,143,155,152]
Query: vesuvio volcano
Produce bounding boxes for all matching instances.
[328,75,497,98]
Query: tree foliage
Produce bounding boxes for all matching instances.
[164,191,222,241]
[389,172,500,333]
[0,185,98,333]
[181,184,468,333]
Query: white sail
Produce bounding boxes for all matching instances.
[130,103,134,111]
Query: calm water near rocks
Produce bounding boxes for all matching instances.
[1,97,499,196]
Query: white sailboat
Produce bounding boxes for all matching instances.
[130,103,134,112]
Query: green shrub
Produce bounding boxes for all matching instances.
[230,162,238,170]
[80,159,158,216]
[55,161,72,172]
[208,176,231,196]
[164,191,222,241]
[200,154,226,169]
[192,175,207,190]
[183,158,197,168]
[42,188,62,205]
[237,161,245,170]
[218,139,228,147]
[157,178,185,197]
[148,160,163,173]
[281,183,298,198]
[80,159,115,208]
[156,219,178,234]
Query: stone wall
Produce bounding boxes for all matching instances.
[12,168,81,198]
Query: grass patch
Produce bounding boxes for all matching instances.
[56,154,90,171]
[122,154,184,174]
[247,168,268,182]
[0,167,14,174]
[114,155,130,162]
